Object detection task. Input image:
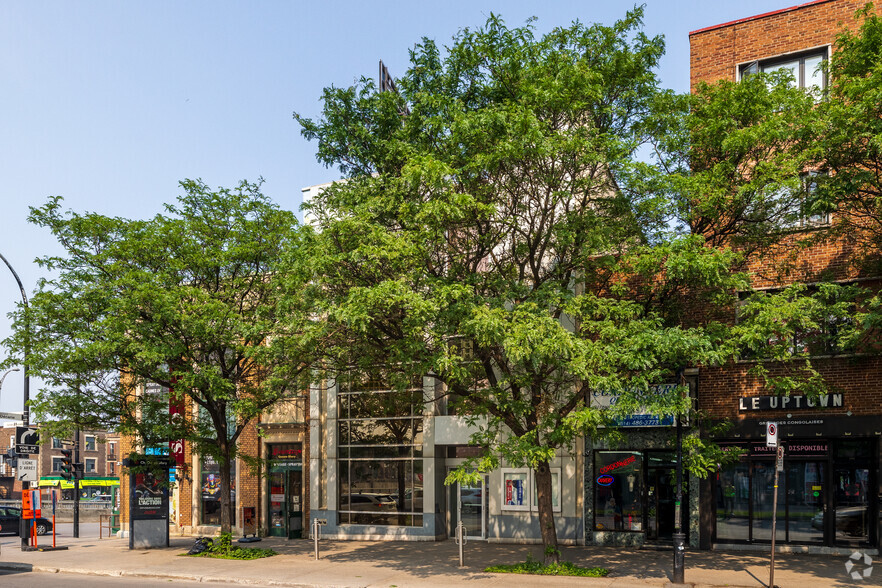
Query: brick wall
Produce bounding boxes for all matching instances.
[699,354,882,420]
[690,0,882,422]
[689,0,877,89]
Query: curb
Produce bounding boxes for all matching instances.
[0,562,346,587]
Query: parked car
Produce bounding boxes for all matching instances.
[0,507,53,536]
[811,506,867,537]
[343,494,398,512]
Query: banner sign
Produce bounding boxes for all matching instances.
[591,384,687,427]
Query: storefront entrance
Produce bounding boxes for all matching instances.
[646,461,678,541]
[715,439,875,547]
[267,443,303,539]
[458,479,485,539]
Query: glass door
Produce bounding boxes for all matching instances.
[287,469,303,539]
[751,461,785,542]
[458,478,485,539]
[269,472,286,537]
[646,466,677,541]
[834,466,870,544]
[785,461,824,544]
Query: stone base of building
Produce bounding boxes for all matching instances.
[714,543,879,556]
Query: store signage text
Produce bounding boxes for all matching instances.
[599,454,636,474]
[738,393,842,411]
[596,475,615,486]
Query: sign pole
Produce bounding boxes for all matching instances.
[767,422,781,588]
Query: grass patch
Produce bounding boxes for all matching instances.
[185,533,277,560]
[485,558,609,577]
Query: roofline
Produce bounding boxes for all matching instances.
[689,0,836,36]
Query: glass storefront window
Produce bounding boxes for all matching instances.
[595,452,643,532]
[201,455,236,526]
[337,373,424,527]
[834,466,870,543]
[716,463,750,541]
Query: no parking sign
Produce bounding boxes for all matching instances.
[766,422,778,447]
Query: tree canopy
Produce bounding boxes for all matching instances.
[4,179,317,533]
[295,9,760,560]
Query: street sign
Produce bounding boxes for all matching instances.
[17,458,37,482]
[766,421,778,447]
[0,411,24,419]
[776,445,784,472]
[15,426,39,454]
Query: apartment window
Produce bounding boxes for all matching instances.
[108,461,116,475]
[337,372,424,526]
[52,457,65,472]
[740,48,827,94]
[84,436,96,451]
[108,442,117,457]
[52,437,63,449]
[738,288,853,359]
[85,458,97,473]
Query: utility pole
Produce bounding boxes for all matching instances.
[1,251,31,551]
[672,372,687,585]
[73,428,81,538]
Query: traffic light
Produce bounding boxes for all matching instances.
[59,448,74,481]
[4,447,17,469]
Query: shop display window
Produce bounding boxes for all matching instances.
[337,374,425,527]
[595,451,643,531]
[201,455,236,526]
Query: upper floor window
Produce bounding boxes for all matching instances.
[770,172,830,229]
[84,458,97,473]
[108,442,116,456]
[84,435,96,451]
[740,48,827,95]
[52,437,63,449]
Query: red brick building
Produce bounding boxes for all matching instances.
[690,0,882,551]
[117,391,308,540]
[0,423,119,501]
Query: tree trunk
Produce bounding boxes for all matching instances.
[535,460,559,565]
[218,441,233,535]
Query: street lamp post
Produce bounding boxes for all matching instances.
[0,251,32,550]
[0,367,21,398]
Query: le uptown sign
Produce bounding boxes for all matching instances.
[738,393,843,411]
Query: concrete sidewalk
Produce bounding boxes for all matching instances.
[0,533,878,588]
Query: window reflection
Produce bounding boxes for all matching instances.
[337,373,425,527]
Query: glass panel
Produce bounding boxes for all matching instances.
[764,59,799,87]
[288,470,303,534]
[531,470,560,509]
[201,456,236,526]
[338,458,422,525]
[835,467,870,543]
[804,54,824,93]
[786,461,824,543]
[460,479,483,538]
[269,472,285,536]
[751,461,785,542]
[595,452,643,532]
[502,471,528,508]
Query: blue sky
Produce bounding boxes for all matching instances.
[0,0,809,416]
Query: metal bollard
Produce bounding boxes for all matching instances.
[313,518,321,560]
[454,521,467,567]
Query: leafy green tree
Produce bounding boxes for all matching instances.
[4,180,317,534]
[295,9,752,561]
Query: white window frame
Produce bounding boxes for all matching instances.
[501,469,530,511]
[52,457,65,472]
[738,46,829,93]
[531,467,562,513]
[501,468,562,513]
[84,457,98,473]
[84,435,96,451]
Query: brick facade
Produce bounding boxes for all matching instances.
[691,0,882,551]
